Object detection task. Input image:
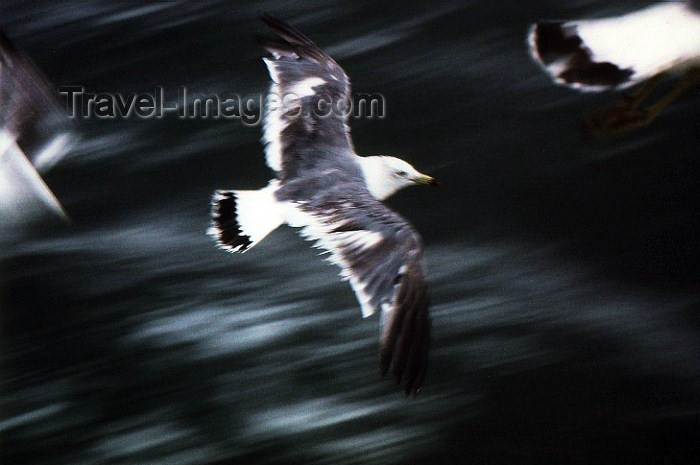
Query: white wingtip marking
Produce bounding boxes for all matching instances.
[286,77,325,98]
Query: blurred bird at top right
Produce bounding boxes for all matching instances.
[528,1,700,139]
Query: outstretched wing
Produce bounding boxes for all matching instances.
[0,30,73,223]
[290,186,430,396]
[0,30,73,169]
[259,15,355,180]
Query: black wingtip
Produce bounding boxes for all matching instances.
[260,13,307,42]
[379,265,430,397]
[258,13,327,62]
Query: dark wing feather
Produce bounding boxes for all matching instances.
[294,186,430,396]
[259,15,354,180]
[379,259,430,395]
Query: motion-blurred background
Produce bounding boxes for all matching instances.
[1,1,698,464]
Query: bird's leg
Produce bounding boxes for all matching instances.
[583,73,665,138]
[585,68,700,139]
[621,72,666,110]
[639,67,700,124]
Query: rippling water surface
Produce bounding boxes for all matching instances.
[1,1,699,464]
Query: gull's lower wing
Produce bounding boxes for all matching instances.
[288,184,430,395]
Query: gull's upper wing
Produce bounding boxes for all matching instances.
[259,15,355,180]
[291,184,430,395]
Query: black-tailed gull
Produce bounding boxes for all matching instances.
[528,1,700,137]
[209,15,439,396]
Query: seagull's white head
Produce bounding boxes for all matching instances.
[359,155,440,201]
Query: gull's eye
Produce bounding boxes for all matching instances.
[395,170,407,177]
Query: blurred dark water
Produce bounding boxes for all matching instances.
[1,1,699,464]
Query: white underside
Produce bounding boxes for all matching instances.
[576,3,700,86]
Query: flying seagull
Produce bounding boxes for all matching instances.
[528,1,700,138]
[0,30,73,224]
[208,15,439,396]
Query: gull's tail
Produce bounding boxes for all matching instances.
[528,3,700,92]
[208,182,283,253]
[527,21,635,91]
